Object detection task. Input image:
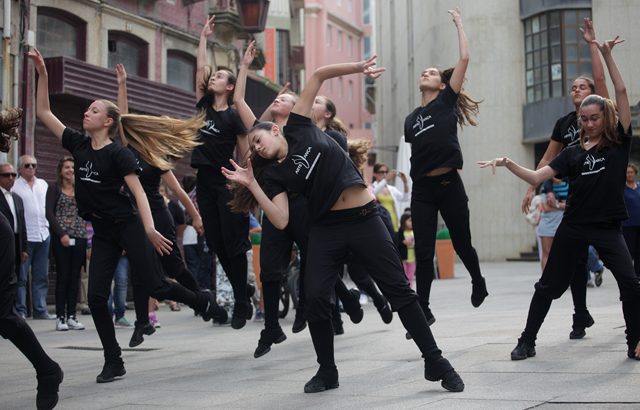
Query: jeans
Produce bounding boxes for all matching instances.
[108,256,129,320]
[587,245,604,274]
[16,236,51,317]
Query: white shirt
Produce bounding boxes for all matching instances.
[0,186,18,231]
[12,176,50,242]
[371,179,410,222]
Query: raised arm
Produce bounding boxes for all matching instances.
[478,157,557,187]
[580,18,609,98]
[234,40,258,130]
[221,159,289,229]
[27,49,65,139]
[196,15,215,102]
[447,7,469,94]
[292,56,384,117]
[124,173,173,255]
[116,64,129,114]
[595,37,629,129]
[161,171,204,235]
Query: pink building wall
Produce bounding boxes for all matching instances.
[304,0,373,141]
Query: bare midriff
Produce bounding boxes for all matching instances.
[330,185,375,211]
[426,167,453,176]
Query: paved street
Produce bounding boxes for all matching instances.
[2,261,639,409]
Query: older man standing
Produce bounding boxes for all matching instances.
[13,155,53,319]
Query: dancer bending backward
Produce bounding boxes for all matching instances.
[195,16,252,329]
[479,36,640,361]
[404,8,487,326]
[223,56,465,393]
[232,42,365,358]
[521,17,609,340]
[29,49,226,384]
[0,108,63,410]
[115,64,219,348]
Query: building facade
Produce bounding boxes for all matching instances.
[375,0,640,260]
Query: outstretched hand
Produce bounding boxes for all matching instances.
[116,63,127,85]
[147,229,173,255]
[593,36,625,55]
[201,15,215,38]
[448,6,463,26]
[579,17,596,44]
[221,158,256,187]
[360,55,385,79]
[477,158,507,175]
[241,40,257,66]
[27,48,47,75]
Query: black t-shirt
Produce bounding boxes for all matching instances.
[262,113,365,222]
[550,111,580,148]
[62,127,140,220]
[324,129,348,152]
[191,94,247,184]
[168,199,185,225]
[549,122,632,225]
[404,84,462,180]
[128,147,168,211]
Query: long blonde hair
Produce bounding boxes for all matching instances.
[120,113,205,171]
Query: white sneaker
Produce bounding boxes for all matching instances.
[56,317,69,331]
[67,316,85,330]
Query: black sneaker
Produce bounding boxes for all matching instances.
[292,314,307,333]
[345,289,364,324]
[96,360,126,383]
[303,369,339,393]
[424,357,464,392]
[569,312,595,340]
[254,328,287,358]
[376,301,393,324]
[246,284,255,320]
[471,277,489,308]
[201,291,228,323]
[510,340,536,360]
[332,319,344,335]
[594,268,604,287]
[129,322,156,348]
[36,363,63,410]
[231,315,247,330]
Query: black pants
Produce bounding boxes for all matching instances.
[89,216,207,361]
[521,221,640,349]
[623,226,640,277]
[52,235,87,319]
[411,170,483,313]
[197,169,250,317]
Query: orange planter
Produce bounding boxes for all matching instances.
[435,239,455,279]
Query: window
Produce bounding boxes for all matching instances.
[276,30,291,87]
[347,0,353,13]
[37,8,86,60]
[326,25,333,47]
[337,30,343,51]
[348,80,353,101]
[167,50,195,92]
[363,0,371,24]
[338,77,343,98]
[363,36,371,59]
[364,77,375,114]
[108,31,149,78]
[347,35,353,57]
[524,9,591,103]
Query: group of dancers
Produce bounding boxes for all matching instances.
[2,7,639,409]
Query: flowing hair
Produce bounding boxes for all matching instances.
[198,66,237,106]
[120,112,205,171]
[228,122,279,213]
[439,68,481,127]
[347,139,371,176]
[319,96,349,136]
[56,156,74,187]
[578,95,620,150]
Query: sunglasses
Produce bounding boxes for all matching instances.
[23,163,37,169]
[377,170,389,174]
[0,172,17,177]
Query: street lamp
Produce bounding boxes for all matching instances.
[236,0,270,33]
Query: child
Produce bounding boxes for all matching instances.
[398,213,416,288]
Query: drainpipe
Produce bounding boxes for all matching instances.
[1,0,11,163]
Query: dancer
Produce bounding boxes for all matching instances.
[520,17,609,340]
[29,48,226,383]
[404,8,487,326]
[479,35,640,361]
[223,54,465,393]
[0,107,63,410]
[231,42,363,358]
[115,63,210,347]
[195,16,252,328]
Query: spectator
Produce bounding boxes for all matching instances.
[371,163,409,231]
[13,155,53,319]
[623,163,640,278]
[182,175,214,291]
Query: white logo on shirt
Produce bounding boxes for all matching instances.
[292,147,321,180]
[564,124,581,146]
[79,161,101,184]
[412,114,434,137]
[201,120,220,136]
[582,154,606,175]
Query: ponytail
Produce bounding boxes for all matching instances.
[440,68,481,127]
